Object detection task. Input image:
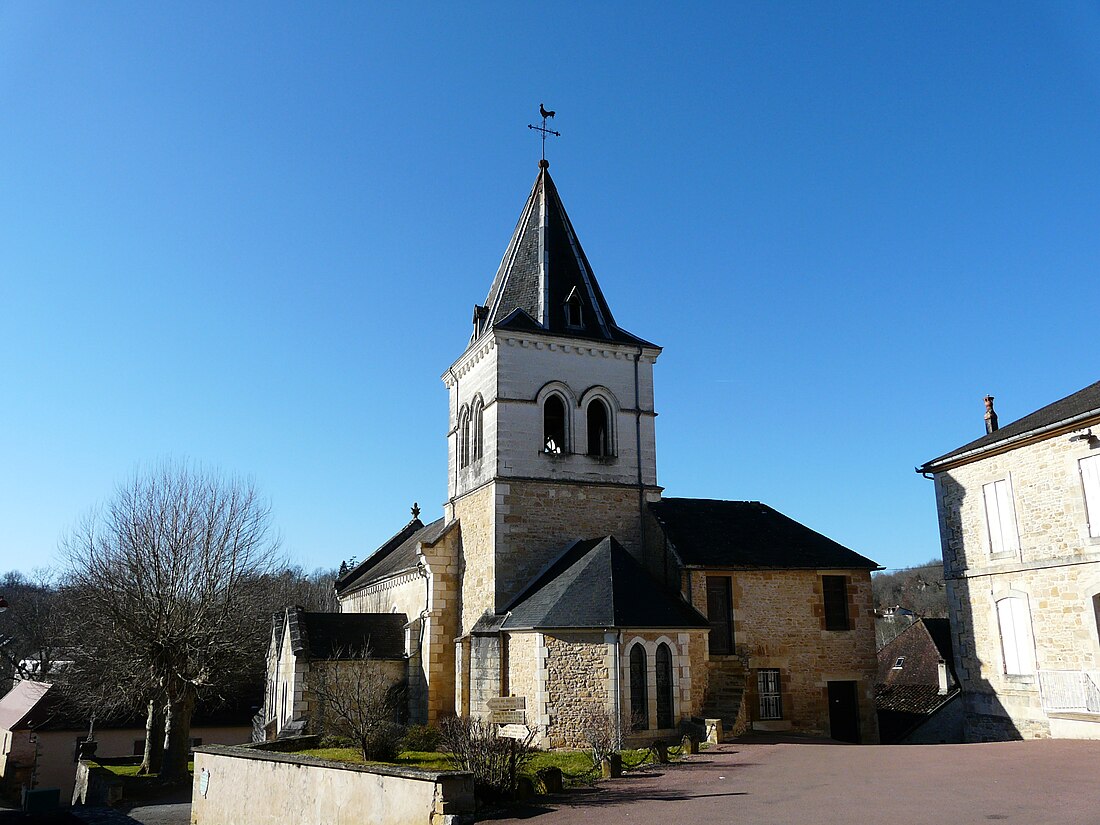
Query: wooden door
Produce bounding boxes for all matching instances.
[827,680,860,743]
[706,576,733,655]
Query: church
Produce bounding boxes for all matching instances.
[263,159,882,747]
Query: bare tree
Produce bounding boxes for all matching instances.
[61,461,279,780]
[309,650,406,760]
[0,570,70,689]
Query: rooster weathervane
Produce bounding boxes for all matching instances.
[528,103,560,162]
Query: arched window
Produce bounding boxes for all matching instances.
[471,396,484,461]
[629,644,648,730]
[655,643,674,729]
[543,395,566,454]
[587,399,611,457]
[458,407,471,468]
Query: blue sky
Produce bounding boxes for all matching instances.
[3,3,1099,576]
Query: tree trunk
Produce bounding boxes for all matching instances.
[161,685,196,781]
[139,699,165,775]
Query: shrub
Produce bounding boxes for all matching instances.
[439,716,536,801]
[401,723,441,753]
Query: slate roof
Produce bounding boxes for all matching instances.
[290,609,407,660]
[648,498,880,570]
[472,163,656,349]
[500,536,708,630]
[920,379,1100,471]
[336,516,447,595]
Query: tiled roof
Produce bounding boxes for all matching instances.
[501,536,708,630]
[296,610,407,660]
[472,164,656,350]
[649,498,879,570]
[336,517,447,594]
[876,618,957,687]
[874,682,954,715]
[920,379,1100,470]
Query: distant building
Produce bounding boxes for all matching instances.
[918,381,1100,740]
[0,681,250,805]
[264,160,883,746]
[874,618,962,743]
[261,607,407,740]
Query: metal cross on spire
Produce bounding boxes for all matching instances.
[527,103,560,162]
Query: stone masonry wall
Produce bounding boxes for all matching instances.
[934,428,1100,740]
[449,484,496,634]
[504,631,540,727]
[543,632,612,748]
[497,480,645,611]
[686,568,879,742]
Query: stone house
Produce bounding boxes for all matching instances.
[918,381,1100,740]
[874,618,962,744]
[271,160,882,746]
[261,607,407,740]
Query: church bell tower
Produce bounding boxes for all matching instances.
[442,160,663,635]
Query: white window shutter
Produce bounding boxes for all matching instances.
[997,598,1020,674]
[985,483,1004,555]
[1081,456,1100,539]
[997,479,1020,554]
[998,596,1036,675]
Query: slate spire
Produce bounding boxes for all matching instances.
[471,162,653,347]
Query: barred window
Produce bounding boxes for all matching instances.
[758,669,782,720]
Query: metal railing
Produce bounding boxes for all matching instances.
[1038,670,1100,714]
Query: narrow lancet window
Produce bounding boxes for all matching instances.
[629,644,648,730]
[587,399,610,457]
[655,643,674,729]
[471,396,484,461]
[459,408,471,468]
[544,395,566,454]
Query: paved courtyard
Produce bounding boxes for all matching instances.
[493,737,1100,825]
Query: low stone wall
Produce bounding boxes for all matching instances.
[192,744,474,825]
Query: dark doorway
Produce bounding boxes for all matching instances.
[706,576,734,655]
[827,680,860,743]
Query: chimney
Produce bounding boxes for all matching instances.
[984,395,999,434]
[938,660,949,695]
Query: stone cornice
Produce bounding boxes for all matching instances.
[449,476,663,506]
[339,567,422,599]
[443,331,659,388]
[497,331,660,363]
[922,411,1100,474]
[442,336,497,387]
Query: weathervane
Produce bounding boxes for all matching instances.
[527,103,560,162]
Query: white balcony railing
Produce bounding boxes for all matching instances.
[1038,670,1100,714]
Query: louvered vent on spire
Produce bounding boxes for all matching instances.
[470,163,654,348]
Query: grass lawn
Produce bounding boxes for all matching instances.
[300,747,670,785]
[91,760,195,778]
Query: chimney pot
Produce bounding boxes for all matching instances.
[984,395,999,434]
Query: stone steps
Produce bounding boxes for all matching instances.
[701,659,747,726]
